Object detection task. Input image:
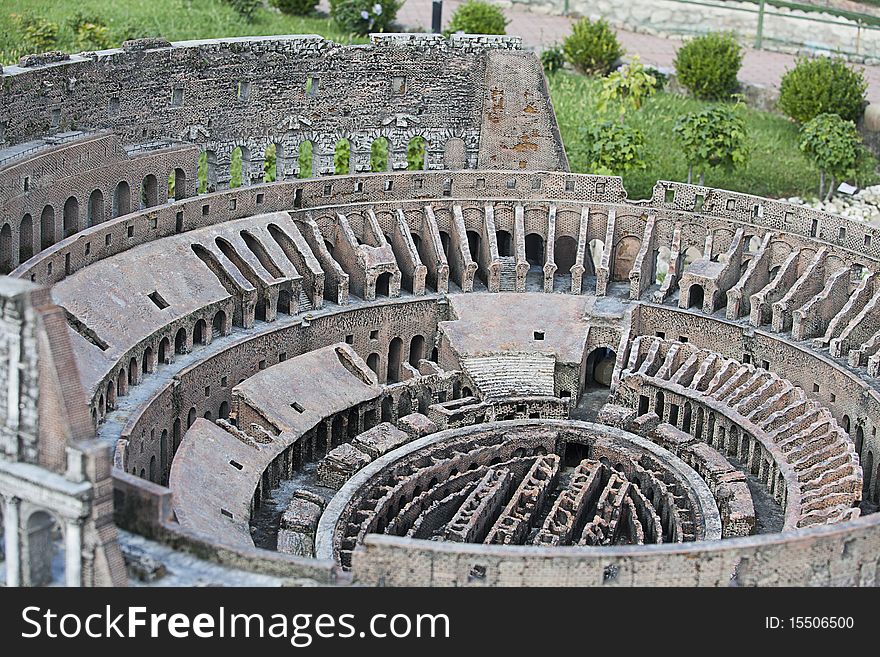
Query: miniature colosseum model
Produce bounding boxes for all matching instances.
[0,33,878,587]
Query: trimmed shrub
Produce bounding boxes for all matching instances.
[673,105,749,185]
[540,45,565,74]
[443,0,508,36]
[271,0,320,16]
[11,14,60,53]
[673,32,742,101]
[329,0,402,35]
[562,18,623,76]
[799,113,865,198]
[68,13,113,51]
[779,56,867,124]
[577,120,645,174]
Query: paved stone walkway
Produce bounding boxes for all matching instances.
[387,0,880,104]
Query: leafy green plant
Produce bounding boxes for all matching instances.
[577,120,645,175]
[799,113,865,199]
[11,14,60,53]
[598,55,657,123]
[443,0,508,36]
[540,45,565,74]
[673,104,749,185]
[68,13,112,51]
[371,138,389,172]
[562,18,623,77]
[673,32,742,101]
[271,0,320,16]
[779,56,867,124]
[407,136,426,170]
[329,0,402,35]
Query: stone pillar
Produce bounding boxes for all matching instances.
[4,496,20,587]
[64,518,82,587]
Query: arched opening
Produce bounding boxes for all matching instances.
[409,335,425,367]
[656,391,665,418]
[113,181,130,218]
[158,337,170,364]
[334,138,351,175]
[203,410,212,420]
[298,141,314,178]
[187,407,196,428]
[40,206,56,250]
[230,146,249,188]
[255,297,268,321]
[203,151,218,193]
[407,136,426,171]
[371,137,389,172]
[376,272,392,297]
[381,396,394,422]
[0,224,11,274]
[863,450,873,501]
[466,230,481,262]
[587,239,604,275]
[193,319,207,345]
[19,214,33,262]
[173,418,182,451]
[387,337,403,383]
[174,328,187,354]
[555,235,577,273]
[106,380,116,411]
[438,230,451,257]
[613,236,640,281]
[654,246,671,285]
[212,311,227,337]
[263,143,278,183]
[25,511,64,587]
[496,230,512,257]
[855,426,864,455]
[585,347,616,388]
[525,233,544,266]
[142,347,153,374]
[430,347,439,362]
[141,175,158,208]
[87,189,104,227]
[688,284,704,310]
[443,137,467,169]
[683,246,703,268]
[160,430,168,483]
[398,394,412,417]
[367,353,380,377]
[278,289,292,314]
[219,401,229,420]
[128,358,138,386]
[842,415,851,434]
[169,167,187,200]
[117,369,127,397]
[149,455,156,482]
[63,196,79,238]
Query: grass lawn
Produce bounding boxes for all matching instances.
[548,70,878,200]
[0,0,366,65]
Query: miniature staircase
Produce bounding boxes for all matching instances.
[461,352,556,399]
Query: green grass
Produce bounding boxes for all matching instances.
[0,0,365,65]
[548,70,879,200]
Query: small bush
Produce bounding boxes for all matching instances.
[577,120,645,174]
[271,0,320,16]
[673,105,749,185]
[540,45,565,74]
[598,55,658,120]
[799,113,865,198]
[674,32,742,101]
[563,18,623,76]
[68,13,113,51]
[443,0,508,36]
[11,14,60,53]
[779,56,867,124]
[329,0,402,35]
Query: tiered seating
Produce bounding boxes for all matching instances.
[461,352,556,399]
[618,336,862,529]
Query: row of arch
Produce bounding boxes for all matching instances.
[201,137,431,192]
[1,169,187,273]
[94,309,228,426]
